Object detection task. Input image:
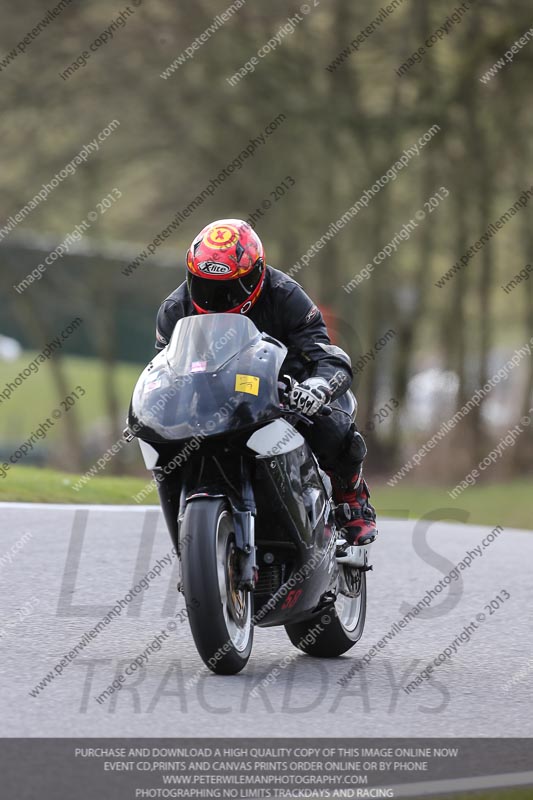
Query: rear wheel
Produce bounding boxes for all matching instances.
[285,568,366,657]
[181,499,253,674]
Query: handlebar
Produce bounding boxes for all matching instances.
[278,402,332,426]
[278,375,333,422]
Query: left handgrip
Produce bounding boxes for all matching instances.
[123,426,135,442]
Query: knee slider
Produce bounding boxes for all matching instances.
[335,426,367,479]
[348,426,367,462]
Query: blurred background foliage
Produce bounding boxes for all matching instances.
[1,0,532,485]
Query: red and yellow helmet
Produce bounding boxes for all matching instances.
[186,219,266,314]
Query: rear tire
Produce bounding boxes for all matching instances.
[181,498,253,674]
[285,568,366,657]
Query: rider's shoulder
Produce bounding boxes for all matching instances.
[161,281,193,314]
[266,266,306,297]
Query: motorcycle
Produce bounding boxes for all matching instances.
[126,313,370,675]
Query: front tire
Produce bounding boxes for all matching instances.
[285,568,366,657]
[181,498,253,675]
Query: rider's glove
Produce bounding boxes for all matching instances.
[288,378,332,417]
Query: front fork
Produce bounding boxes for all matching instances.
[174,456,257,592]
[223,457,257,591]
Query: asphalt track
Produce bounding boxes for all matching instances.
[1,502,531,737]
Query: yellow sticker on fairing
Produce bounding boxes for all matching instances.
[235,374,260,395]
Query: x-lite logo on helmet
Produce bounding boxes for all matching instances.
[198,261,232,275]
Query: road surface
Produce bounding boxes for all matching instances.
[1,502,531,737]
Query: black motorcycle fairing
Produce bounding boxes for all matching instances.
[251,440,338,627]
[128,314,287,444]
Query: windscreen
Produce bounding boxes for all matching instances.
[128,312,287,444]
[165,313,260,377]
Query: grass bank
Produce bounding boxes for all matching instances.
[0,467,530,530]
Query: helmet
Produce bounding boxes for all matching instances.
[186,219,266,314]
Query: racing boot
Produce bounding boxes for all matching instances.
[332,469,378,566]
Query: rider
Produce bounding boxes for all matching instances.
[154,219,378,561]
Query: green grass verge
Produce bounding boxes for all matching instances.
[0,352,142,444]
[0,466,157,505]
[374,480,531,529]
[0,467,531,531]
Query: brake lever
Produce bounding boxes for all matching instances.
[279,404,314,426]
[279,404,332,424]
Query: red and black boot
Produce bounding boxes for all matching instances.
[332,470,378,554]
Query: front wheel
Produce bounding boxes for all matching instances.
[181,498,253,674]
[285,568,366,657]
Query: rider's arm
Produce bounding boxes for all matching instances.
[281,282,352,400]
[155,296,188,351]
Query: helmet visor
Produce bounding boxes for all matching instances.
[187,260,264,313]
